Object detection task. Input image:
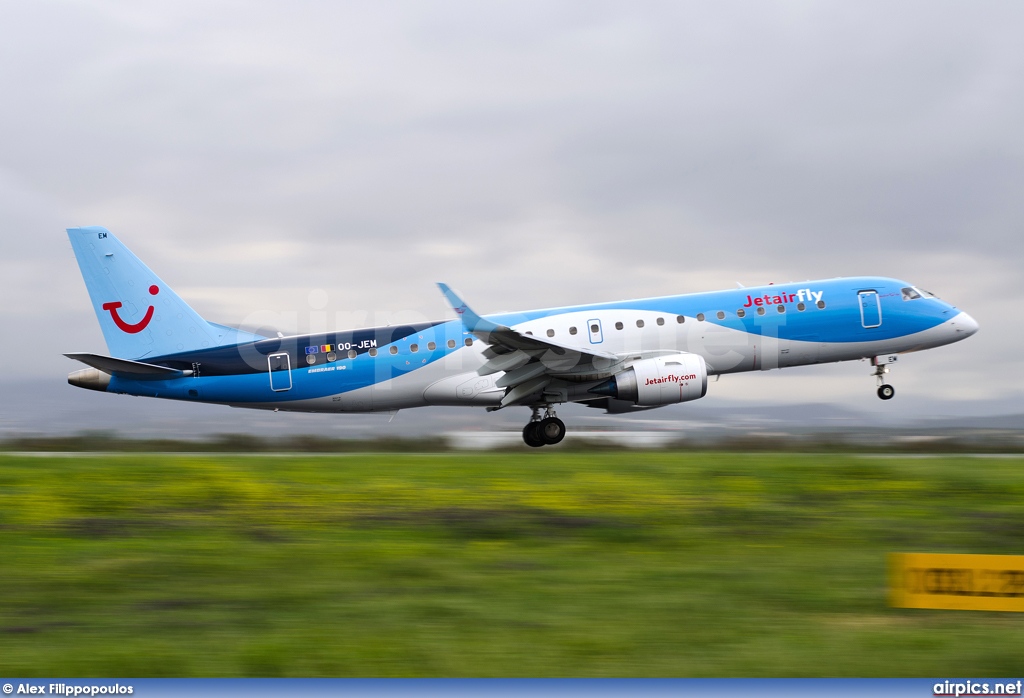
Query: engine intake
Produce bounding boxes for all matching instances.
[589,354,707,406]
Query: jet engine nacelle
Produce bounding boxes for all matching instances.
[589,354,708,406]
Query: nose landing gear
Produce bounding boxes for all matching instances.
[872,355,897,400]
[522,406,566,447]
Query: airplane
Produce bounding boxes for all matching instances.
[65,226,979,447]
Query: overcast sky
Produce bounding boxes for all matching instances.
[1,1,1022,428]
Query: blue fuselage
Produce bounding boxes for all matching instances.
[94,276,977,413]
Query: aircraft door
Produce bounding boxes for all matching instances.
[858,291,881,328]
[268,352,292,391]
[587,318,604,344]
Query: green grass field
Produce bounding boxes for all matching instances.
[1,450,1022,676]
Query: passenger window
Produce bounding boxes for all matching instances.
[737,309,745,318]
[676,315,685,323]
[756,307,765,316]
[656,317,664,326]
[306,354,316,365]
[817,300,826,309]
[427,341,436,351]
[615,321,624,330]
[464,338,473,346]
[410,344,418,353]
[348,349,357,359]
[696,313,705,322]
[777,305,785,313]
[327,352,337,362]
[389,346,398,355]
[716,311,725,320]
[797,302,805,312]
[546,329,554,337]
[447,339,456,349]
[369,348,378,357]
[569,326,577,335]
[636,319,644,328]
[590,324,599,333]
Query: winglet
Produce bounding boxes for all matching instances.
[436,283,502,336]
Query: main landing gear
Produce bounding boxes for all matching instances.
[522,406,566,447]
[872,358,896,400]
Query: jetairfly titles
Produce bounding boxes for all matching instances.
[64,227,979,447]
[644,373,698,386]
[743,288,824,307]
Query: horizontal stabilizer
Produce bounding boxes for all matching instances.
[64,352,189,380]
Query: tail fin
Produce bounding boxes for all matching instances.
[67,226,263,359]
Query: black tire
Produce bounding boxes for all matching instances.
[538,417,566,445]
[877,384,895,400]
[523,422,545,447]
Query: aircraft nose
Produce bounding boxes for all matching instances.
[953,312,979,337]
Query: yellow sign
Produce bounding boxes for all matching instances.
[890,553,1024,612]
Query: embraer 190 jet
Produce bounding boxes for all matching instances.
[65,227,978,446]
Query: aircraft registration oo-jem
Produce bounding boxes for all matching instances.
[65,226,979,447]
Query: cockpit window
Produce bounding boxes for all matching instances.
[901,287,921,301]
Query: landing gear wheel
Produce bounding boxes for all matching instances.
[871,358,897,401]
[522,422,545,447]
[538,417,566,445]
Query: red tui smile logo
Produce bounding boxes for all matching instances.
[102,285,159,333]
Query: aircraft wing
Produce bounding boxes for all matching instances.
[437,284,622,408]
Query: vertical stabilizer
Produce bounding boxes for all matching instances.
[67,226,261,359]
